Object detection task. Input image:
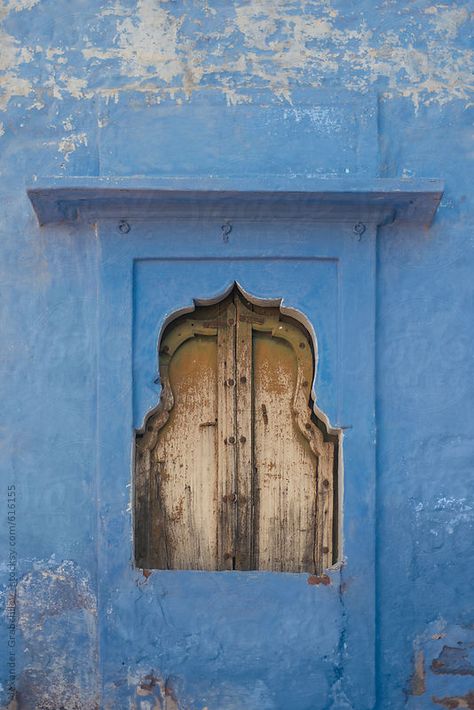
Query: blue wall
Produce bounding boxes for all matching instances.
[0,2,473,708]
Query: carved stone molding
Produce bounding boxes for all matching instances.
[27,176,443,227]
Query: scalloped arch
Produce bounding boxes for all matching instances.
[135,283,341,573]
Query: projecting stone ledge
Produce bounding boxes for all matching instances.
[27,176,443,228]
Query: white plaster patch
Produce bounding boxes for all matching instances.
[0,26,34,110]
[0,0,472,111]
[433,496,474,533]
[62,115,74,131]
[222,86,253,106]
[283,106,343,133]
[413,495,474,535]
[232,0,472,108]
[426,4,469,40]
[45,47,65,61]
[58,74,91,100]
[3,0,40,12]
[58,131,88,161]
[115,0,184,84]
[27,99,45,110]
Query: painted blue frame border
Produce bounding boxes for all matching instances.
[96,216,376,707]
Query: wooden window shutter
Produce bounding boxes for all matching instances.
[135,286,340,573]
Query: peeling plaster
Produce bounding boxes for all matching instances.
[57,131,88,161]
[11,559,98,709]
[425,5,470,40]
[409,649,426,696]
[432,691,474,708]
[16,559,96,636]
[116,1,185,86]
[3,0,40,13]
[0,21,34,111]
[406,621,474,709]
[0,0,472,113]
[129,670,180,710]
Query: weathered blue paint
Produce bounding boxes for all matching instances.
[27,175,443,226]
[96,217,376,709]
[0,1,473,708]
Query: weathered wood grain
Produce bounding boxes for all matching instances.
[151,335,218,569]
[235,294,254,570]
[135,287,340,573]
[217,301,237,570]
[253,332,318,572]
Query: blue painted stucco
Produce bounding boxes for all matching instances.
[0,2,473,708]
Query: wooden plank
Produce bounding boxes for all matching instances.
[277,321,338,573]
[234,295,254,570]
[317,442,335,571]
[271,320,338,572]
[216,302,237,570]
[135,363,174,569]
[252,331,318,572]
[134,443,152,568]
[149,335,219,569]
